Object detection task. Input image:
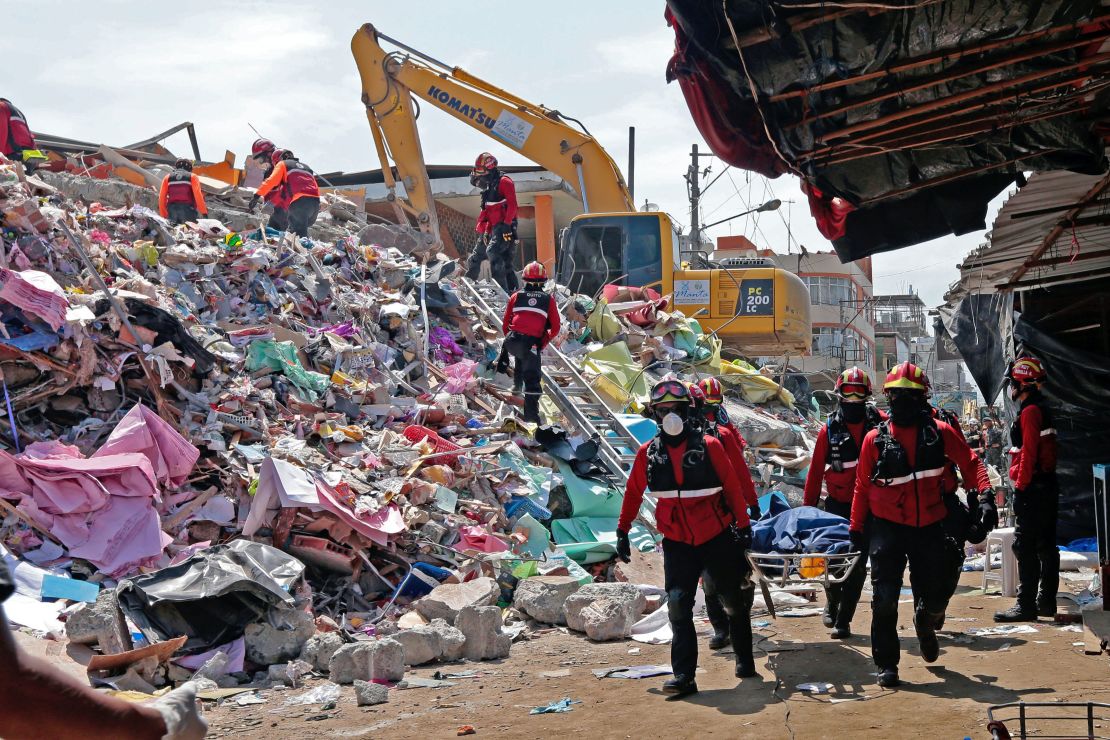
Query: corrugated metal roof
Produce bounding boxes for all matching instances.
[954,163,1110,296]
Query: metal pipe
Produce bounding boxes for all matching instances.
[575,161,590,213]
[627,126,635,203]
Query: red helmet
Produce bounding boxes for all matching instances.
[884,361,929,393]
[252,138,275,158]
[472,152,497,176]
[522,261,547,282]
[835,366,872,400]
[271,148,288,166]
[687,382,706,405]
[1009,356,1046,386]
[698,377,723,405]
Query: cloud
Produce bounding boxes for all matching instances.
[595,30,675,76]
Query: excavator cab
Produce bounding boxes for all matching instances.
[556,212,673,298]
[557,211,811,355]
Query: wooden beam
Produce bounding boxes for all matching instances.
[814,54,1110,144]
[770,14,1110,102]
[1004,172,1110,287]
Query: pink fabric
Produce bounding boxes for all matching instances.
[1,449,168,576]
[315,480,406,547]
[92,404,200,487]
[458,525,509,553]
[172,637,246,673]
[0,268,69,330]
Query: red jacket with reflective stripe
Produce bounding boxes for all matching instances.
[502,291,561,348]
[803,420,868,506]
[1009,404,1057,489]
[850,420,990,531]
[713,422,759,507]
[619,435,750,545]
[478,175,517,228]
[0,100,35,157]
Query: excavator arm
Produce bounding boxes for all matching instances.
[350,23,635,252]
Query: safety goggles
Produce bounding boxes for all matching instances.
[838,384,869,401]
[650,380,690,404]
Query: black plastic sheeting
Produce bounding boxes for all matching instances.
[937,292,1012,405]
[665,0,1108,260]
[1013,316,1110,543]
[117,540,304,654]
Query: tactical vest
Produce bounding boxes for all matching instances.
[646,433,723,500]
[283,159,319,199]
[1010,397,1057,473]
[165,170,196,205]
[1,99,34,150]
[871,417,947,487]
[511,290,551,322]
[825,405,879,473]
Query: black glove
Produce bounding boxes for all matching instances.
[731,524,753,551]
[615,529,631,563]
[248,194,261,212]
[748,504,761,522]
[849,529,867,552]
[980,493,999,532]
[492,222,513,243]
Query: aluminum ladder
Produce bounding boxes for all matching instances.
[455,278,640,485]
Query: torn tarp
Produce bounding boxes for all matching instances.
[117,540,303,654]
[92,403,200,487]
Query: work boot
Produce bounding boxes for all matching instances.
[821,602,837,629]
[994,604,1038,623]
[708,631,731,650]
[877,668,900,688]
[914,612,939,663]
[735,658,757,678]
[662,675,698,698]
[1037,597,1057,619]
[831,626,852,640]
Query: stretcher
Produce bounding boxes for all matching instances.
[988,702,1110,740]
[745,549,863,618]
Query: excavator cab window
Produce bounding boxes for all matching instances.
[557,215,663,297]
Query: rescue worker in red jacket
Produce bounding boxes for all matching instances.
[500,262,560,423]
[0,99,36,164]
[617,379,756,697]
[850,362,992,688]
[250,149,320,238]
[996,356,1059,622]
[465,152,518,292]
[158,159,208,224]
[249,138,290,229]
[692,378,761,650]
[803,367,884,638]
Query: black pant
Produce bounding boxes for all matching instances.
[166,203,198,225]
[922,492,970,627]
[506,332,542,422]
[489,237,518,292]
[869,518,947,669]
[823,498,869,630]
[1013,473,1059,611]
[288,197,320,237]
[268,206,289,232]
[664,529,753,680]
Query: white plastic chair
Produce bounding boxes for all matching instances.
[983,526,1018,597]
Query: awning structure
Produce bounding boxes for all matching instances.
[665,0,1110,262]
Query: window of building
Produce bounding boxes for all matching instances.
[802,275,853,306]
[811,327,874,368]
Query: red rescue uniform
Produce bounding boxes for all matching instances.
[158,170,207,218]
[257,159,320,204]
[477,174,517,231]
[851,420,990,532]
[1009,404,1057,490]
[0,99,35,158]
[711,421,759,508]
[502,290,560,348]
[619,435,751,545]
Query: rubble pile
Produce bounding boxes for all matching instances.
[0,153,821,699]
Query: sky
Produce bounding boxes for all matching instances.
[6,0,1007,309]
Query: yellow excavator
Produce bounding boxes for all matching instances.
[350,24,810,355]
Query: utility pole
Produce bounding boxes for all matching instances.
[687,144,701,240]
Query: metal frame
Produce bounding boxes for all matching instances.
[746,550,862,618]
[987,702,1110,740]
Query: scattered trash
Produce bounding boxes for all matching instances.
[530,697,581,714]
[967,625,1039,637]
[234,692,267,706]
[540,669,571,678]
[283,683,342,706]
[797,682,834,694]
[592,665,672,680]
[457,726,477,736]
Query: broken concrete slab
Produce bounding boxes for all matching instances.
[455,605,511,661]
[354,679,390,706]
[414,577,500,623]
[243,608,316,665]
[392,618,467,665]
[299,631,345,673]
[564,582,646,641]
[65,588,131,654]
[328,639,405,684]
[512,576,581,625]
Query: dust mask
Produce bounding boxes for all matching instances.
[661,412,685,437]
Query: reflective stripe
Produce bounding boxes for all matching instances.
[513,306,549,317]
[1010,447,1020,455]
[874,466,945,487]
[649,487,722,500]
[1040,428,1057,437]
[825,460,858,471]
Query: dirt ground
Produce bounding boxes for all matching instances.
[17,571,1109,740]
